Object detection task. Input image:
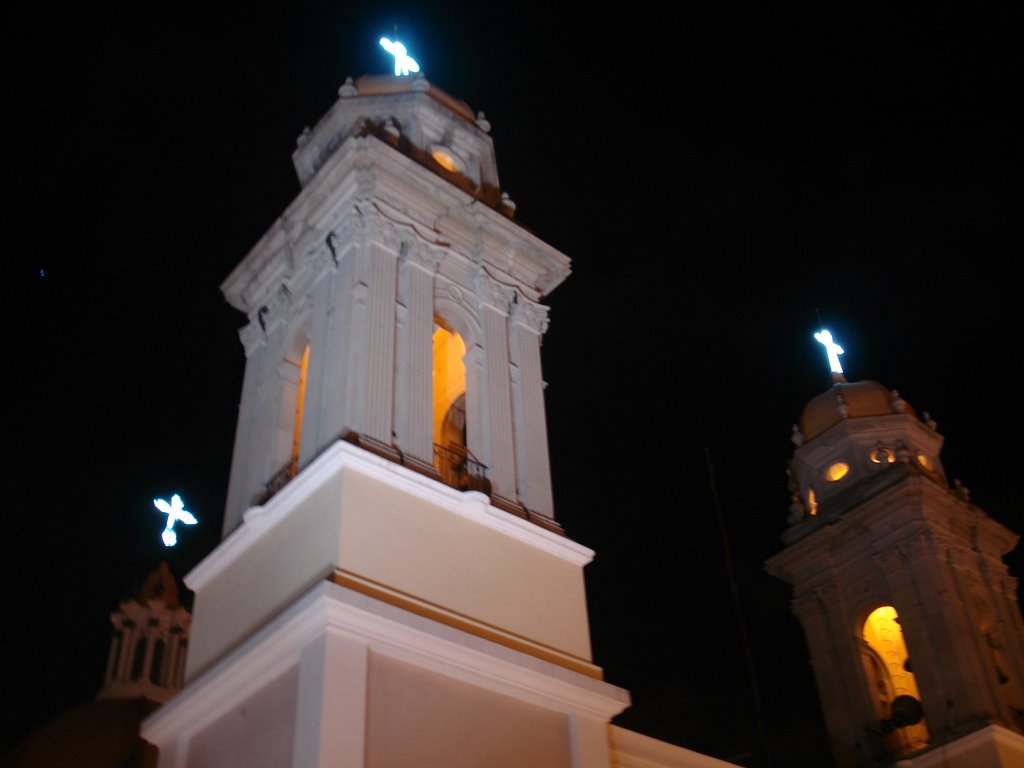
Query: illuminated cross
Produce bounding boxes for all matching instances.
[154,493,197,547]
[814,329,845,375]
[379,37,420,76]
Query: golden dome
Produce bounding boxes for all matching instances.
[799,381,917,442]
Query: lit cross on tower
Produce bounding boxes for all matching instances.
[814,329,845,375]
[379,37,420,76]
[154,493,197,547]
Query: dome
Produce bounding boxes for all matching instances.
[4,698,159,768]
[799,380,917,442]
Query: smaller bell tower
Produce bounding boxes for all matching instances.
[766,342,1024,767]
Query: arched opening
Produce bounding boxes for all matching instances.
[433,320,467,488]
[149,639,166,686]
[862,606,929,756]
[131,636,147,681]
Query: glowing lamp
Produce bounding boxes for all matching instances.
[814,329,845,375]
[154,493,197,547]
[380,37,420,76]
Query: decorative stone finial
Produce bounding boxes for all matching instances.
[339,76,358,98]
[923,411,938,430]
[383,118,400,138]
[894,441,910,463]
[891,390,906,413]
[791,424,804,447]
[475,111,491,133]
[501,191,516,214]
[296,126,311,147]
[836,391,849,418]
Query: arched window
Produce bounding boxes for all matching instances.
[131,636,147,681]
[149,639,166,686]
[432,320,471,489]
[432,320,466,449]
[862,606,929,756]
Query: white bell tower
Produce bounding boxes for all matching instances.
[219,73,566,537]
[140,70,639,768]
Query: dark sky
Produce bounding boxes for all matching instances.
[7,3,1020,767]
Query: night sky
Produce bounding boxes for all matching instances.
[7,4,1020,767]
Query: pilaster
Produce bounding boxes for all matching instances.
[510,298,554,518]
[395,243,441,464]
[477,274,517,503]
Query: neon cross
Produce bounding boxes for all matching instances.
[153,494,197,547]
[380,37,420,76]
[814,329,845,375]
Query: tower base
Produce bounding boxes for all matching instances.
[141,580,631,768]
[895,725,1024,768]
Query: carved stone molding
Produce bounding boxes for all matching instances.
[238,320,266,357]
[240,245,288,311]
[476,272,515,313]
[355,166,375,199]
[402,241,444,274]
[326,212,365,259]
[792,592,825,624]
[511,297,550,334]
[258,285,292,336]
[368,214,404,255]
[306,243,336,284]
[872,546,904,574]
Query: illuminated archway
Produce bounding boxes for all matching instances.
[432,320,468,486]
[862,606,929,756]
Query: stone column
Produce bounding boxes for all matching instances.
[250,286,292,501]
[297,245,337,465]
[510,298,553,518]
[223,318,266,533]
[359,216,399,445]
[795,582,873,768]
[879,538,987,737]
[394,243,441,464]
[476,275,517,504]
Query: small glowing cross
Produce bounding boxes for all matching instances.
[814,329,845,375]
[154,494,197,547]
[379,37,420,76]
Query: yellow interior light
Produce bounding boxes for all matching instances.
[870,447,895,464]
[431,147,461,173]
[825,461,849,482]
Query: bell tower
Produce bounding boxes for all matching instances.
[766,358,1024,767]
[219,73,565,536]
[140,68,639,768]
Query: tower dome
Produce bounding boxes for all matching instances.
[785,378,947,536]
[799,380,918,442]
